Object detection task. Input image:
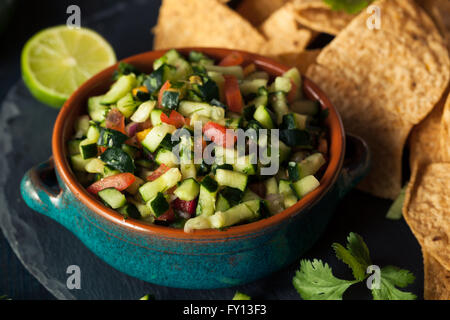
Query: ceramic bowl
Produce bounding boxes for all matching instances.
[21,48,370,289]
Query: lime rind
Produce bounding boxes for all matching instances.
[21,25,116,108]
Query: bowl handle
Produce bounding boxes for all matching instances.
[20,157,64,217]
[336,134,371,199]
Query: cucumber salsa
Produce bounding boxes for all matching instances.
[67,49,329,232]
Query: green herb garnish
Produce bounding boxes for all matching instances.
[292,232,416,300]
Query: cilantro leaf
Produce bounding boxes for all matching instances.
[332,232,371,281]
[293,259,357,300]
[371,266,417,300]
[323,0,374,14]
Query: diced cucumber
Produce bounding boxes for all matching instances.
[79,139,98,159]
[100,147,135,173]
[207,71,225,100]
[97,128,128,148]
[86,125,101,142]
[279,129,312,148]
[205,65,244,79]
[209,200,260,229]
[70,154,92,172]
[121,144,139,158]
[270,92,289,124]
[141,123,176,152]
[215,169,248,192]
[180,163,196,179]
[196,176,218,217]
[291,175,320,198]
[281,113,308,130]
[74,115,91,139]
[130,100,156,123]
[253,105,274,129]
[270,76,291,93]
[174,178,200,201]
[153,49,182,70]
[288,153,326,181]
[245,71,269,81]
[282,67,301,87]
[139,168,182,202]
[183,215,213,232]
[98,188,127,209]
[225,117,243,129]
[279,179,298,208]
[118,203,141,219]
[242,189,261,202]
[101,74,137,104]
[116,93,138,118]
[147,192,169,217]
[128,198,153,218]
[269,140,291,164]
[67,139,81,155]
[88,95,109,122]
[150,109,163,126]
[220,186,243,206]
[155,148,178,167]
[265,177,278,195]
[290,100,320,116]
[103,165,120,178]
[178,101,225,121]
[239,79,268,96]
[85,158,105,174]
[216,194,231,212]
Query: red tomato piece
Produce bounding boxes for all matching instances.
[155,207,175,222]
[203,121,236,148]
[147,164,171,181]
[158,80,171,107]
[86,173,136,195]
[160,110,186,128]
[224,75,243,113]
[172,198,197,218]
[287,80,298,103]
[98,146,107,155]
[218,52,244,66]
[105,109,126,135]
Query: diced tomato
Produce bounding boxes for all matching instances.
[147,164,171,181]
[86,173,136,195]
[224,75,243,113]
[158,80,171,107]
[203,121,236,148]
[219,52,244,67]
[160,110,186,128]
[287,80,298,103]
[172,198,197,217]
[98,146,107,155]
[155,207,175,222]
[105,109,126,135]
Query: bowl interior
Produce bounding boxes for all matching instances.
[52,48,345,239]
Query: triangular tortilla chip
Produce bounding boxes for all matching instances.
[236,0,289,26]
[409,91,449,170]
[441,93,450,162]
[403,163,450,271]
[423,250,450,300]
[153,0,266,53]
[416,0,450,49]
[260,2,313,56]
[292,0,357,35]
[306,0,449,199]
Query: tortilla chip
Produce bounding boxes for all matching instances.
[271,49,321,74]
[423,250,450,300]
[416,0,450,49]
[409,92,448,170]
[236,0,289,26]
[306,0,450,199]
[260,3,313,57]
[153,0,266,53]
[403,163,450,270]
[441,94,450,162]
[291,0,357,35]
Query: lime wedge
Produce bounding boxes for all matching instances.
[21,26,116,108]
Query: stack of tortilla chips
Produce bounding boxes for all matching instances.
[152,0,450,299]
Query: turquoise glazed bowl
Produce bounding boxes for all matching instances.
[21,48,370,289]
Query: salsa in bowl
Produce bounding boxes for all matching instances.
[67,49,330,233]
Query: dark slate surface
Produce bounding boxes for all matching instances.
[0,0,423,300]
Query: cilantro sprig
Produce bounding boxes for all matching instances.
[323,0,374,14]
[293,232,417,300]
